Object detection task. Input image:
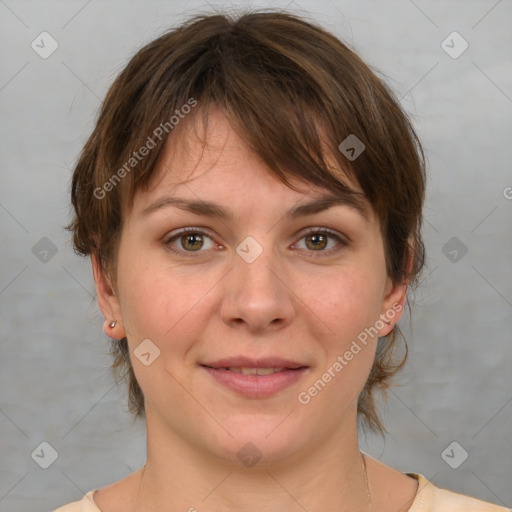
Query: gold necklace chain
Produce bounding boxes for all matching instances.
[362,452,374,511]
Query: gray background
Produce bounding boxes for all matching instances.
[1,0,511,510]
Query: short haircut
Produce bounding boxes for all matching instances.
[66,10,426,434]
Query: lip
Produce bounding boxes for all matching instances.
[201,356,306,369]
[202,366,309,398]
[200,356,309,398]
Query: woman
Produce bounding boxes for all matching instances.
[55,10,509,512]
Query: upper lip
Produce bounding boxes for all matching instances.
[201,356,307,369]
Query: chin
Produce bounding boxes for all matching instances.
[203,414,308,468]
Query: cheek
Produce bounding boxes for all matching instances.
[119,270,195,343]
[116,244,220,356]
[297,263,385,405]
[304,263,385,344]
[115,258,209,406]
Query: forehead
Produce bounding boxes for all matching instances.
[128,107,372,222]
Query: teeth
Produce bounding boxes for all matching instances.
[226,367,285,375]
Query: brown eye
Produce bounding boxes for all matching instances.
[181,233,204,251]
[295,228,347,255]
[165,228,216,254]
[305,232,328,250]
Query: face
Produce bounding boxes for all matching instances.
[93,108,406,466]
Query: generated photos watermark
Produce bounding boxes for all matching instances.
[93,97,198,200]
[297,302,402,405]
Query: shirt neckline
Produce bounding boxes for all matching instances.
[85,473,432,512]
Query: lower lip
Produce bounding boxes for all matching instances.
[202,366,308,398]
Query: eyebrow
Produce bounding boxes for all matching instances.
[140,192,370,222]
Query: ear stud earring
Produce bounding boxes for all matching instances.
[109,321,117,328]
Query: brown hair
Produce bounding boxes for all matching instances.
[66,9,426,434]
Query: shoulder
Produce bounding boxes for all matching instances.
[407,473,511,512]
[52,491,100,512]
[53,466,144,512]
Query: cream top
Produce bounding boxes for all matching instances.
[53,473,510,511]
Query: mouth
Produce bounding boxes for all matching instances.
[204,366,299,375]
[201,356,307,370]
[200,357,309,398]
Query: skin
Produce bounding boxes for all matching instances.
[91,107,419,512]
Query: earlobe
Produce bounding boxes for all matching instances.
[102,318,124,340]
[91,253,126,340]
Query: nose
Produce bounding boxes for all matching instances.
[219,241,296,334]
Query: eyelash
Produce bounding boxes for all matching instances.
[163,227,348,258]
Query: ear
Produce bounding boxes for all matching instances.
[377,248,414,337]
[377,279,407,337]
[91,252,127,340]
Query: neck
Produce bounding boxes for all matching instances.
[132,407,372,512]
